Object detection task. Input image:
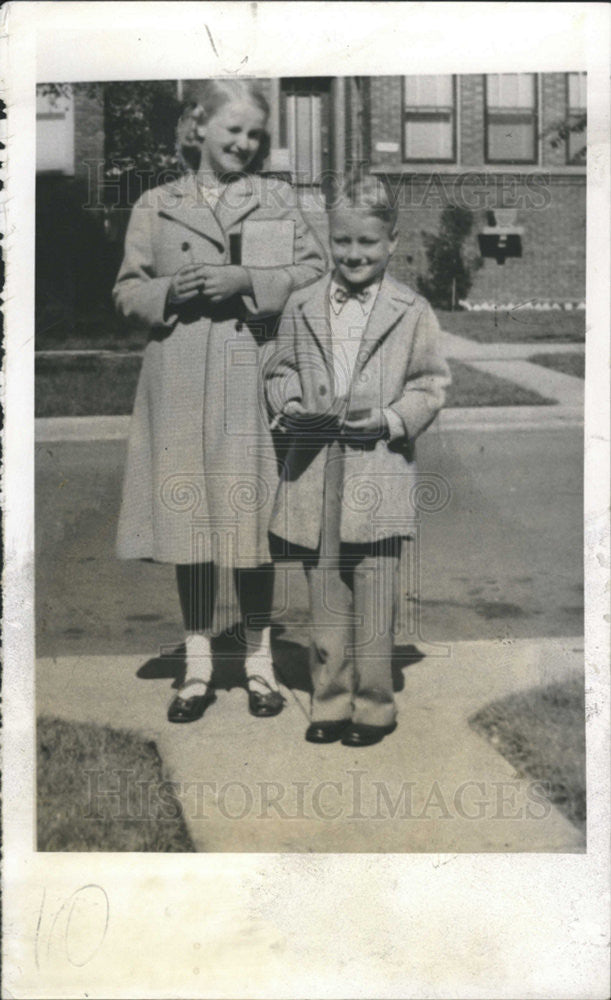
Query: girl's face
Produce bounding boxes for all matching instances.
[197,99,268,176]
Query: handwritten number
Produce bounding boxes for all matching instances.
[37,884,110,970]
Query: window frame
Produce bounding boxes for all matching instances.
[565,72,587,166]
[401,75,457,164]
[36,85,76,176]
[484,73,538,166]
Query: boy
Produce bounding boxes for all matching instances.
[265,176,451,747]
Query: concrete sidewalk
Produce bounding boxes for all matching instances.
[36,635,585,853]
[440,329,585,408]
[439,329,585,362]
[34,401,584,444]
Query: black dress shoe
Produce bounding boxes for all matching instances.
[305,719,351,744]
[247,676,286,717]
[341,722,397,747]
[167,680,215,723]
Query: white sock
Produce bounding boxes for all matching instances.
[181,632,213,694]
[243,626,278,694]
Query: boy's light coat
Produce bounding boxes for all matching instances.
[265,273,451,549]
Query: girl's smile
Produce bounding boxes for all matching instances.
[197,100,268,177]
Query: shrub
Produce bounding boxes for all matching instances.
[418,205,481,310]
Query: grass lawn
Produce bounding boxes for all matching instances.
[37,716,195,851]
[445,360,553,407]
[36,354,141,417]
[469,675,586,832]
[438,309,585,344]
[37,305,585,352]
[36,304,147,352]
[36,354,553,416]
[529,352,585,380]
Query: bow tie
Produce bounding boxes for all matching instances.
[332,286,372,306]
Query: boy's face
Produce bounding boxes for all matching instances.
[329,210,398,289]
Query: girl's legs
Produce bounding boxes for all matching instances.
[234,566,279,694]
[175,562,216,694]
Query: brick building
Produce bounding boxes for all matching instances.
[36,73,586,309]
[357,74,586,306]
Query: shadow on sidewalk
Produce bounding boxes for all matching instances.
[136,630,425,695]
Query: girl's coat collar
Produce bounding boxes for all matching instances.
[159,172,262,248]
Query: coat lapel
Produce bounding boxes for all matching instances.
[353,275,416,372]
[298,276,334,370]
[214,174,262,234]
[157,173,226,251]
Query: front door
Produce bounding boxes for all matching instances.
[280,78,332,186]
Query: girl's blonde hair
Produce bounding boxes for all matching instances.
[177,79,271,172]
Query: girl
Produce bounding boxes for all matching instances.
[114,79,327,723]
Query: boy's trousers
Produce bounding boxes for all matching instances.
[303,440,400,727]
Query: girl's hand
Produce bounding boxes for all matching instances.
[167,264,210,304]
[200,265,253,303]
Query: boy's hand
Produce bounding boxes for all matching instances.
[341,408,388,440]
[271,400,310,433]
[199,265,252,302]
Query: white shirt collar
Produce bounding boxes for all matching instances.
[329,277,382,316]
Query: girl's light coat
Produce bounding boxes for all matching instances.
[114,172,327,566]
[265,273,451,549]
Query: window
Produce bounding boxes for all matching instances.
[403,75,456,162]
[567,72,587,164]
[485,74,537,164]
[36,85,75,175]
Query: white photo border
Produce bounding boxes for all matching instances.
[3,3,610,998]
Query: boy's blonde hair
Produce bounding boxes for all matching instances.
[328,174,398,231]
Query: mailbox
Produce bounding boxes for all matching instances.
[478,210,524,265]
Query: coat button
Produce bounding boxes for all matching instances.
[181,242,190,252]
[319,385,327,396]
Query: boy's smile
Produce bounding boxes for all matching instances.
[329,210,398,290]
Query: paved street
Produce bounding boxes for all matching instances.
[36,423,583,658]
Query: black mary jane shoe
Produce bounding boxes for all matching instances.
[167,679,216,724]
[247,675,286,718]
[341,722,397,747]
[305,719,351,744]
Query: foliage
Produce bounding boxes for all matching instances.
[418,205,481,310]
[104,81,183,176]
[38,81,190,179]
[544,112,587,163]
